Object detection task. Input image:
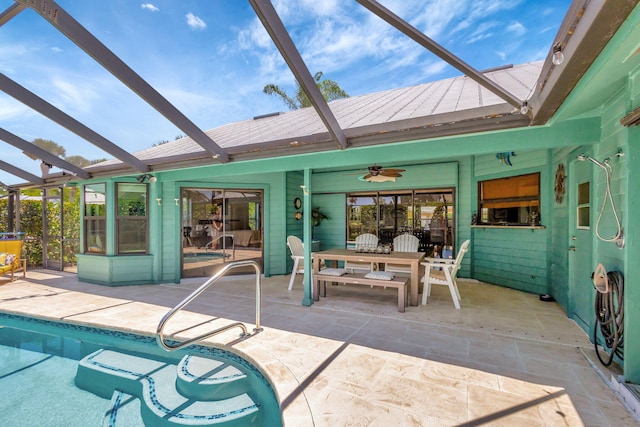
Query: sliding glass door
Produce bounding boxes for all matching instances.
[347,189,455,257]
[181,188,263,278]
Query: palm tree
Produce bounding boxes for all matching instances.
[263,71,348,110]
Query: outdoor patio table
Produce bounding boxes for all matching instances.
[312,248,425,306]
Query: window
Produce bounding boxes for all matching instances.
[577,182,590,228]
[346,189,454,254]
[116,183,148,254]
[84,183,106,254]
[478,173,540,226]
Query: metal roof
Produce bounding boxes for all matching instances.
[1,0,637,185]
[90,62,541,172]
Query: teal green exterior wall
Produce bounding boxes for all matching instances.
[470,150,551,294]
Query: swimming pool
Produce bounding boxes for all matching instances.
[0,313,281,426]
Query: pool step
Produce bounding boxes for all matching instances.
[76,349,260,426]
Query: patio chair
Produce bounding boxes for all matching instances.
[286,235,314,290]
[384,233,419,275]
[345,233,378,273]
[420,239,470,309]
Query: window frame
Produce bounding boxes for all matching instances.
[115,182,149,255]
[83,183,107,254]
[477,172,541,226]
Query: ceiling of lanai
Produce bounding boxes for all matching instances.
[0,0,637,188]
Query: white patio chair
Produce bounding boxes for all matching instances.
[345,233,378,273]
[384,233,419,274]
[286,235,320,290]
[420,239,470,309]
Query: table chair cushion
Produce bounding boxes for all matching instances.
[319,268,348,276]
[0,253,6,265]
[364,271,395,281]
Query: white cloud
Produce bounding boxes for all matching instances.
[51,78,99,114]
[141,3,159,12]
[507,22,526,36]
[186,13,206,31]
[51,46,63,53]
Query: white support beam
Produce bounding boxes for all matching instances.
[356,0,525,111]
[0,159,44,185]
[0,73,149,173]
[0,3,25,27]
[0,128,91,179]
[16,0,230,163]
[249,0,348,150]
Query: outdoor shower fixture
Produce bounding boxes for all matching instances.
[576,150,625,247]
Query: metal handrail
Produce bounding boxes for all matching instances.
[156,259,263,351]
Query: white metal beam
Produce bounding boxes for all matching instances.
[0,128,91,179]
[0,73,149,173]
[356,0,525,111]
[16,0,230,163]
[0,159,44,185]
[249,0,348,150]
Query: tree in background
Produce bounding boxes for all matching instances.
[263,71,349,110]
[25,138,96,168]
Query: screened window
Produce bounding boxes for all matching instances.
[478,173,540,226]
[84,183,106,254]
[116,183,148,254]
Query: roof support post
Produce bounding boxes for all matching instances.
[0,73,149,173]
[249,0,348,150]
[0,128,91,179]
[15,0,230,163]
[356,0,525,110]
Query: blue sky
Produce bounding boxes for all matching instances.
[0,0,571,186]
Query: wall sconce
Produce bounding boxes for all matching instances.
[519,101,529,115]
[552,43,564,65]
[156,198,162,206]
[137,173,157,183]
[300,185,309,195]
[174,198,180,206]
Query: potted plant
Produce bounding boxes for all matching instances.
[308,208,328,239]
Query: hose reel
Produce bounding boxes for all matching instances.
[592,263,624,366]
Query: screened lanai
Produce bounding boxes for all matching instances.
[3,0,640,398]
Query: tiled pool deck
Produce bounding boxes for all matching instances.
[0,270,637,426]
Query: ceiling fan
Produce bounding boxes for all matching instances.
[358,164,406,182]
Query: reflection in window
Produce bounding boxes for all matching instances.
[116,183,148,254]
[478,173,540,226]
[84,183,106,254]
[347,190,454,255]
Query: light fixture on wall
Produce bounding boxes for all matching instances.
[300,185,309,195]
[156,198,162,206]
[519,101,530,115]
[174,198,180,206]
[551,43,565,65]
[137,173,157,183]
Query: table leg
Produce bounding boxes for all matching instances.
[410,261,419,306]
[312,256,320,301]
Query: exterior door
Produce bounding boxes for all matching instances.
[568,159,594,332]
[181,188,263,278]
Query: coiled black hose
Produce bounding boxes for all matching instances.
[593,271,624,366]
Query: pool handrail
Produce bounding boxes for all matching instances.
[156,259,263,351]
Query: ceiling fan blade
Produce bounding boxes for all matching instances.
[382,168,405,173]
[381,172,403,177]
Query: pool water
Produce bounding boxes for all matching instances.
[0,314,281,426]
